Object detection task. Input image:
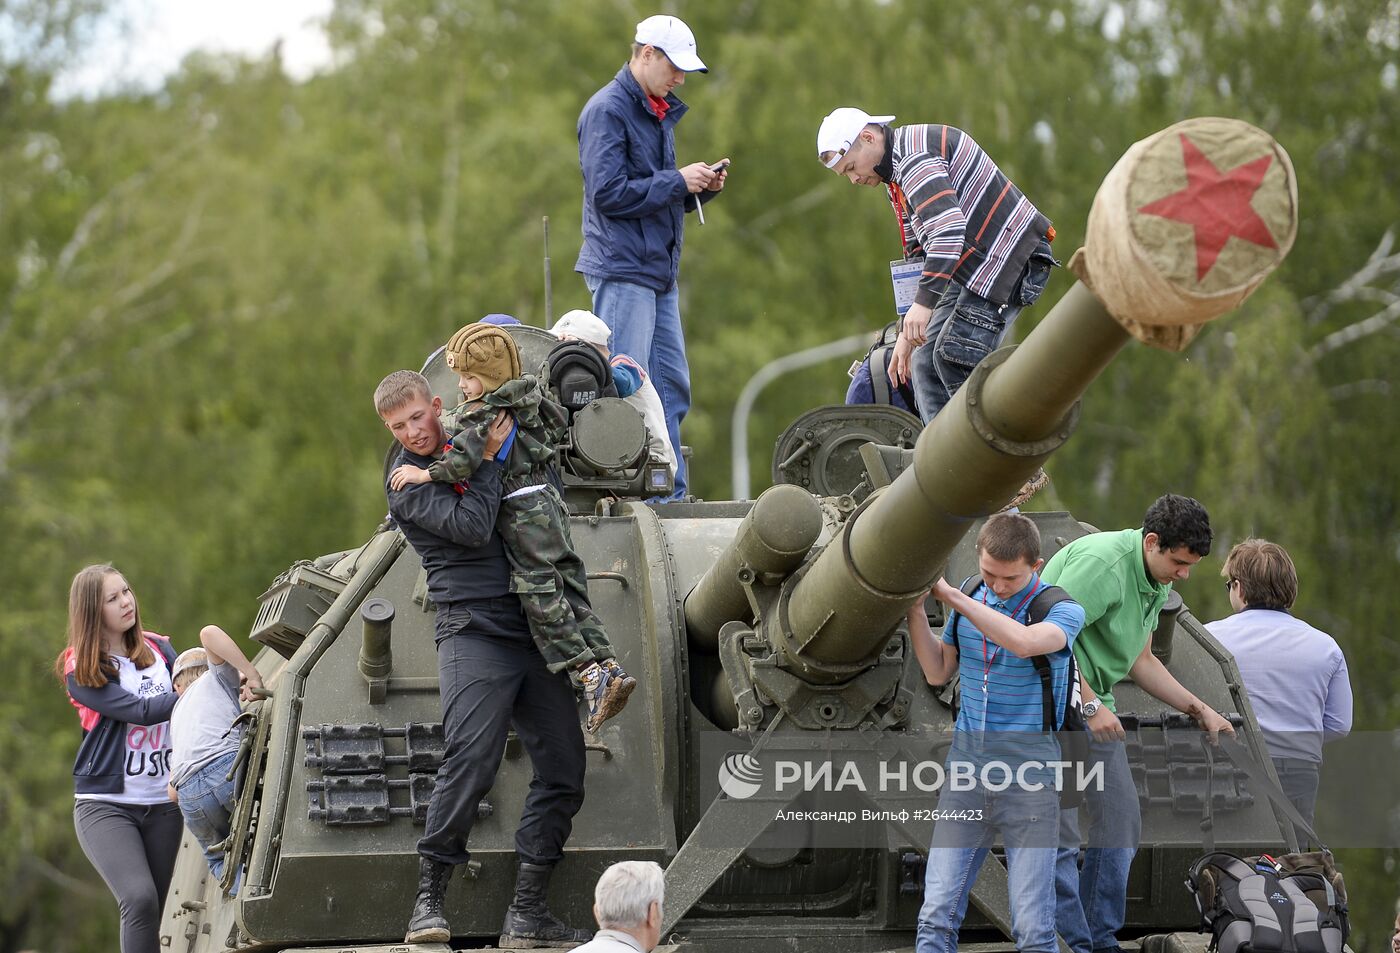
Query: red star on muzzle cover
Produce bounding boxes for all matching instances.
[1137,133,1279,282]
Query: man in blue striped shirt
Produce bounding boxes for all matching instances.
[906,514,1085,953]
[818,108,1057,426]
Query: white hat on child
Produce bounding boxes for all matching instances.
[551,310,612,348]
[172,648,207,680]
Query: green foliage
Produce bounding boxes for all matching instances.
[2,0,1397,947]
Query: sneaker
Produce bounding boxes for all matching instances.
[601,659,637,713]
[580,662,636,734]
[600,658,637,691]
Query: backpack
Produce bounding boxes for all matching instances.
[1185,738,1351,953]
[947,576,1090,806]
[846,321,919,414]
[1187,851,1348,953]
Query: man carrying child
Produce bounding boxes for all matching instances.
[389,322,635,732]
[377,363,593,947]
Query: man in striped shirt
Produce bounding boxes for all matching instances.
[818,108,1057,425]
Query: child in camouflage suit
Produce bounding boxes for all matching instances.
[390,322,635,732]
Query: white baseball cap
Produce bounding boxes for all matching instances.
[817,107,896,168]
[551,310,612,348]
[172,647,207,680]
[635,15,708,73]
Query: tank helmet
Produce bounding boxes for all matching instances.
[445,323,521,394]
[546,339,617,412]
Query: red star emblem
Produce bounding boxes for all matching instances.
[1138,134,1278,281]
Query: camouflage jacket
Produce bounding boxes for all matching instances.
[427,375,568,487]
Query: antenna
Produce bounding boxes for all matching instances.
[542,215,553,329]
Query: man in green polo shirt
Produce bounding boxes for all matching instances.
[1042,493,1233,953]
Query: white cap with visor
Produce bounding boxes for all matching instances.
[635,15,708,73]
[550,310,612,347]
[817,107,896,168]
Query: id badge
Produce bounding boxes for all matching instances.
[889,257,924,317]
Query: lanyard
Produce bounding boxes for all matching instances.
[888,181,912,251]
[978,580,1041,694]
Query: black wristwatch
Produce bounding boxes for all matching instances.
[1081,699,1102,718]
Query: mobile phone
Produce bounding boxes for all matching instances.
[709,159,730,173]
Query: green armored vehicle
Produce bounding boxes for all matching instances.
[157,118,1306,952]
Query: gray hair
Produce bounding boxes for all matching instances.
[594,861,664,929]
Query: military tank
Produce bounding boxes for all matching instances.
[156,118,1303,952]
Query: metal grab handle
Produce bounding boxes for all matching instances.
[586,571,629,587]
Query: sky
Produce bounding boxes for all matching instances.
[54,0,336,99]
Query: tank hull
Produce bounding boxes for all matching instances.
[159,510,1285,953]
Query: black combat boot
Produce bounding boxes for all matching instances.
[404,856,453,943]
[498,861,592,949]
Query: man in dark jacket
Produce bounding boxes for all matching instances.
[375,369,591,948]
[576,14,727,500]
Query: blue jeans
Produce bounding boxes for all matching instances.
[911,241,1055,424]
[176,749,238,883]
[585,276,690,499]
[917,784,1061,953]
[1055,738,1141,953]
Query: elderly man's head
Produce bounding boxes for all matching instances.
[593,861,664,950]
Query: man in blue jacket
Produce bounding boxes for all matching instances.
[576,14,727,500]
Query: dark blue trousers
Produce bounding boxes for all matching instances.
[417,597,586,866]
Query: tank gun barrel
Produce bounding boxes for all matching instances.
[779,283,1124,674]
